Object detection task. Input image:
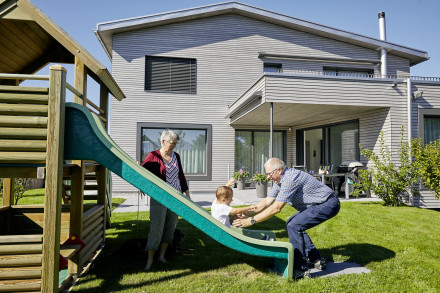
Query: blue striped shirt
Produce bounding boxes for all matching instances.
[164,152,182,192]
[268,167,334,211]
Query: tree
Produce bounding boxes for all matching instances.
[354,127,419,206]
[412,139,440,199]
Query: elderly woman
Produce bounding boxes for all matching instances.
[141,129,190,271]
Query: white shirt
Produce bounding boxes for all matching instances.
[211,202,233,227]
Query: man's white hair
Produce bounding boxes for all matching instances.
[264,158,286,171]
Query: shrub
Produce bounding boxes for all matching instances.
[0,178,30,204]
[250,172,270,183]
[412,139,440,199]
[233,169,250,180]
[354,127,419,206]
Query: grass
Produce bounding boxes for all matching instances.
[69,201,440,293]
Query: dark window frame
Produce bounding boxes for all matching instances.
[137,122,212,181]
[145,56,197,94]
[323,66,374,76]
[264,63,283,73]
[296,119,360,166]
[234,129,287,174]
[418,108,440,144]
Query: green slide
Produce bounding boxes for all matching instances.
[64,103,294,279]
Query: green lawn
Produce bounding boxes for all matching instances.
[69,202,440,293]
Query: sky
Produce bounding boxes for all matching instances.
[28,0,440,103]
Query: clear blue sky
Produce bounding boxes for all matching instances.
[30,0,440,101]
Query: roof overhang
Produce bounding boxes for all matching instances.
[95,1,429,66]
[0,0,125,100]
[229,102,386,128]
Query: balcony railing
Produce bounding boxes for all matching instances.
[271,69,440,82]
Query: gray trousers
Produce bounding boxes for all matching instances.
[146,197,178,251]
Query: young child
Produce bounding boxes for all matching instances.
[211,178,254,227]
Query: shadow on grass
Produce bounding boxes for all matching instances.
[320,243,395,266]
[71,216,279,292]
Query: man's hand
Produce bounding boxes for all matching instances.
[232,217,253,228]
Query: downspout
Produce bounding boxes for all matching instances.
[407,77,413,204]
[407,78,412,145]
[378,12,387,77]
[269,102,273,158]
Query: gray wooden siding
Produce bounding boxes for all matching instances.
[109,13,422,196]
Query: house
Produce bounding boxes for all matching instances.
[95,2,440,208]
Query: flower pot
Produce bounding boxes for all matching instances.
[255,181,267,198]
[237,178,246,190]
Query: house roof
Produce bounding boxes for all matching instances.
[95,1,429,66]
[0,0,125,100]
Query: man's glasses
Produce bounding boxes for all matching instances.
[265,168,278,177]
[167,141,178,146]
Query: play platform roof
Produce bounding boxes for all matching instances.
[0,0,125,101]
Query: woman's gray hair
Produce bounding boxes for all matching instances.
[264,158,286,171]
[161,129,179,142]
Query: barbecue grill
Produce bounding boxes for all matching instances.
[336,160,366,196]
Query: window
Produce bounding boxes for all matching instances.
[145,56,196,94]
[235,130,285,174]
[264,63,282,73]
[419,109,440,144]
[323,67,374,78]
[297,120,359,172]
[137,123,211,181]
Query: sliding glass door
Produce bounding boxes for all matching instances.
[235,130,285,174]
[299,120,359,172]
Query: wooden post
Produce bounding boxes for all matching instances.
[99,81,109,130]
[2,178,14,206]
[68,165,84,275]
[96,165,108,239]
[73,57,87,167]
[42,65,66,292]
[74,57,87,106]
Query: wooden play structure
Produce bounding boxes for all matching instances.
[0,0,125,291]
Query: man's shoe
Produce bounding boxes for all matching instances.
[308,257,326,270]
[293,269,311,279]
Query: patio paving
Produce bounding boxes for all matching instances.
[112,187,381,213]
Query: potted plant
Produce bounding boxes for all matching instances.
[233,169,250,190]
[250,172,270,198]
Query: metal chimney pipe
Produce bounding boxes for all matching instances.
[378,12,387,77]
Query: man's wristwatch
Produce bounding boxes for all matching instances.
[250,216,256,225]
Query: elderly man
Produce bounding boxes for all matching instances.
[233,158,340,278]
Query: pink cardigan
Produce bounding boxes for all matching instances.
[141,150,189,193]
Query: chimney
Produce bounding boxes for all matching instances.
[378,12,387,77]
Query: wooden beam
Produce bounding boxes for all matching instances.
[68,165,84,276]
[41,65,66,293]
[99,81,109,129]
[0,152,46,162]
[0,104,48,116]
[96,165,108,235]
[0,115,47,127]
[74,57,87,106]
[0,92,49,104]
[2,178,13,207]
[0,139,46,151]
[0,127,47,139]
[0,167,39,178]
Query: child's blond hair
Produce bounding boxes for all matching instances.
[216,186,233,200]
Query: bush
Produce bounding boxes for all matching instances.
[412,139,440,199]
[233,169,250,180]
[354,127,419,206]
[250,172,270,183]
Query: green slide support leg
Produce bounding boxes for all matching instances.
[64,103,294,279]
